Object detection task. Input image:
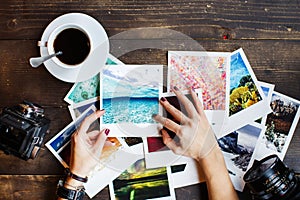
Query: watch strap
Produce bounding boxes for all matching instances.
[57,180,85,200]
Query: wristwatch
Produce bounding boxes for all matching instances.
[57,179,85,200]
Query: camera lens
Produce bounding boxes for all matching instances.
[243,154,300,200]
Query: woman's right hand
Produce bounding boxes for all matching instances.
[153,87,239,200]
[152,86,218,161]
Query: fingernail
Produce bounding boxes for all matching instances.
[173,86,179,91]
[160,97,167,102]
[152,114,157,118]
[159,129,163,135]
[104,129,110,135]
[191,87,195,92]
[100,109,105,111]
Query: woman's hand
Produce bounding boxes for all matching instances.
[152,87,238,200]
[69,110,112,178]
[152,86,217,161]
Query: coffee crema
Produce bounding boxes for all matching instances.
[54,28,90,65]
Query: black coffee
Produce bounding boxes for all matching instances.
[54,28,90,65]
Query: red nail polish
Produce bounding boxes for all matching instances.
[159,129,163,135]
[104,129,110,135]
[160,97,167,102]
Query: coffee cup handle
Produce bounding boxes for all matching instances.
[37,41,47,47]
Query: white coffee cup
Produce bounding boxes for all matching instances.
[37,13,109,83]
[38,23,92,69]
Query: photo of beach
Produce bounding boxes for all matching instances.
[102,65,162,124]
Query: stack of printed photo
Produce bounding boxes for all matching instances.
[46,49,300,199]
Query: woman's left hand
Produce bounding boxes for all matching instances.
[69,110,112,178]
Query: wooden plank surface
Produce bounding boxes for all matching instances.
[0,175,253,200]
[0,0,299,199]
[0,0,299,40]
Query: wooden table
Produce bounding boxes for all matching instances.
[0,1,299,199]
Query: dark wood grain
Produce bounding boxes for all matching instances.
[0,0,299,40]
[0,175,111,200]
[0,175,252,200]
[0,40,299,107]
[0,0,299,199]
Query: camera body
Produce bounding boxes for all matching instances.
[0,101,50,160]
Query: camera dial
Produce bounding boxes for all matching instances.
[18,101,44,118]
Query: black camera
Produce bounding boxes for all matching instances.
[243,154,300,200]
[0,101,50,160]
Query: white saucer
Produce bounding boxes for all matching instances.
[39,13,109,82]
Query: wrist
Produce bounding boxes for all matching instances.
[69,165,90,178]
[64,177,84,189]
[65,168,88,183]
[197,145,227,180]
[193,127,218,161]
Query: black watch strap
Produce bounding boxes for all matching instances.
[57,180,85,200]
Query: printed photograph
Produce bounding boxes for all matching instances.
[168,51,229,110]
[218,124,261,172]
[261,85,270,98]
[170,159,205,189]
[68,97,100,120]
[147,137,169,153]
[84,142,142,198]
[143,90,202,168]
[229,50,263,116]
[122,137,143,147]
[64,54,123,104]
[47,106,95,153]
[65,74,100,104]
[47,105,124,169]
[101,65,162,124]
[110,158,174,200]
[217,123,264,191]
[263,92,299,153]
[255,81,275,124]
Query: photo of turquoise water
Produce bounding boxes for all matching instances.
[103,97,158,123]
[102,65,161,124]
